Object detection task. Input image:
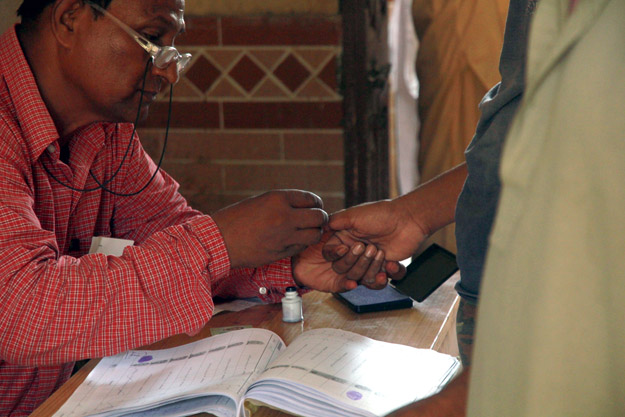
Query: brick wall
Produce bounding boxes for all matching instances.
[138,15,345,214]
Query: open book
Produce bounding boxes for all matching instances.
[53,328,461,417]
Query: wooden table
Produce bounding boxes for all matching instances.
[32,273,460,416]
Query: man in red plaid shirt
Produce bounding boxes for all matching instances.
[0,0,394,414]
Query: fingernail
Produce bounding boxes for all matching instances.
[365,245,376,258]
[375,251,384,261]
[336,246,348,256]
[352,244,364,255]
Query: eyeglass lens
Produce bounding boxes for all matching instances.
[153,47,192,73]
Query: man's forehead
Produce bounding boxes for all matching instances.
[148,0,185,17]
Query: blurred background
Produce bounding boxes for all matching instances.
[0,0,508,254]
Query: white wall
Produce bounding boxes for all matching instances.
[1,0,21,33]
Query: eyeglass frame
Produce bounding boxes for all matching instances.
[85,0,192,74]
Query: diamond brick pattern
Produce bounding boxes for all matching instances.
[171,47,341,100]
[273,54,311,92]
[297,79,335,98]
[252,78,289,98]
[249,49,287,71]
[205,49,243,71]
[294,49,334,70]
[318,55,338,92]
[228,54,266,92]
[207,78,246,98]
[184,55,221,93]
[141,15,346,216]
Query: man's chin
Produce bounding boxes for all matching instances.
[137,105,152,123]
[119,103,152,125]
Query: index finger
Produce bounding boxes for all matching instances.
[286,189,324,209]
[292,208,329,229]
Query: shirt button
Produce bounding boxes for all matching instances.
[47,144,56,153]
[259,287,267,295]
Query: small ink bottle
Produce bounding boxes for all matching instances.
[281,286,303,323]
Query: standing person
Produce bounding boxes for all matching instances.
[325,0,533,415]
[410,0,508,251]
[467,0,625,415]
[329,0,533,367]
[332,0,625,415]
[0,0,386,413]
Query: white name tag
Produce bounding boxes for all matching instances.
[89,236,134,257]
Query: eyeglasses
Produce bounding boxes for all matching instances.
[86,1,192,74]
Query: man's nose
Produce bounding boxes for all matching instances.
[151,61,180,86]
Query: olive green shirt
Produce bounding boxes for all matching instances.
[468,0,625,415]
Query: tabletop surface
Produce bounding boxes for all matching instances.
[32,274,460,417]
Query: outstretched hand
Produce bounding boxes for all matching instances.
[212,190,328,269]
[326,199,429,262]
[292,232,389,293]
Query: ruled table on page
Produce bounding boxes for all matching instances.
[249,328,459,416]
[53,329,285,417]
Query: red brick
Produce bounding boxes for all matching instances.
[185,191,343,218]
[221,16,341,46]
[165,132,282,160]
[224,164,343,192]
[137,129,165,160]
[161,162,222,193]
[223,101,342,129]
[141,102,220,129]
[318,195,345,214]
[183,192,255,215]
[284,132,343,161]
[178,17,219,46]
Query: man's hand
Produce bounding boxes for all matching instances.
[324,199,429,262]
[212,190,328,269]
[292,232,389,293]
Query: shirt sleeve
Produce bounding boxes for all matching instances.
[0,126,297,367]
[107,128,298,303]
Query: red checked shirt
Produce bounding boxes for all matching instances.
[0,26,295,415]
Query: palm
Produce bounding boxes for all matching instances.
[292,235,358,293]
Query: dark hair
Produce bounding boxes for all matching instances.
[17,0,113,22]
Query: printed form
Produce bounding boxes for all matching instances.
[241,328,457,417]
[54,329,285,417]
[53,328,459,417]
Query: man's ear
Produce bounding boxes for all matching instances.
[50,0,90,48]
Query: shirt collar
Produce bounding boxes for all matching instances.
[0,25,60,163]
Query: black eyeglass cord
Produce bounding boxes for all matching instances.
[41,59,171,196]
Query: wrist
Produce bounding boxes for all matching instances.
[393,193,432,237]
[290,255,307,289]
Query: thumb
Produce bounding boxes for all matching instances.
[328,209,354,231]
[334,276,358,293]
